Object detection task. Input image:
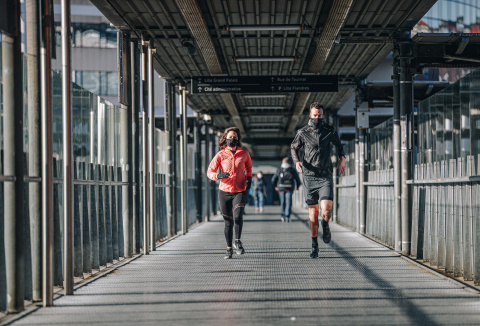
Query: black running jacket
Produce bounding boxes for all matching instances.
[291,122,345,176]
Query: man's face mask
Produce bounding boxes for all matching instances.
[308,118,323,127]
[226,138,238,147]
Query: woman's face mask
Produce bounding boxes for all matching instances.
[226,138,238,147]
[257,173,262,178]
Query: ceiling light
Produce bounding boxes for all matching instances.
[242,94,287,98]
[233,57,298,62]
[244,106,285,110]
[249,128,279,132]
[224,24,305,32]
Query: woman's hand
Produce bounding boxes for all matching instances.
[217,172,230,179]
[246,176,252,190]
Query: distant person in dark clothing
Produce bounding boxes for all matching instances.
[252,171,267,213]
[291,102,346,258]
[272,157,301,222]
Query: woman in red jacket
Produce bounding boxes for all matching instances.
[207,127,253,259]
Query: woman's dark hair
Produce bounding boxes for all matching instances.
[218,127,242,149]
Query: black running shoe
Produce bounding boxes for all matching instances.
[309,247,319,258]
[322,221,331,244]
[224,248,233,259]
[234,240,245,255]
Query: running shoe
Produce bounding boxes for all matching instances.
[322,221,331,244]
[309,247,319,258]
[234,240,245,255]
[224,248,233,259]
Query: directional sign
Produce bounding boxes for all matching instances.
[191,75,338,94]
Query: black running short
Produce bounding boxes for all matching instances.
[302,174,333,205]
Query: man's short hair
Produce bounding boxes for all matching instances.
[309,102,324,113]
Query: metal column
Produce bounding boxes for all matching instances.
[332,114,338,223]
[26,0,42,302]
[119,31,133,257]
[61,0,74,295]
[354,108,360,233]
[392,51,402,252]
[398,33,414,255]
[40,0,54,307]
[194,118,202,223]
[204,126,210,222]
[165,82,175,237]
[141,38,149,254]
[355,86,368,234]
[180,87,188,234]
[148,43,156,250]
[2,0,25,312]
[131,40,141,254]
[210,132,217,215]
[171,87,178,233]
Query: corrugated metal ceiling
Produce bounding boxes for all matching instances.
[90,0,436,158]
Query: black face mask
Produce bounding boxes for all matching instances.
[226,138,238,147]
[308,118,323,127]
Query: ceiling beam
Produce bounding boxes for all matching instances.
[175,0,245,133]
[308,0,354,74]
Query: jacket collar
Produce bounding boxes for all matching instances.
[222,146,245,157]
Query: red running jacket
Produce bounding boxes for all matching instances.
[207,147,253,193]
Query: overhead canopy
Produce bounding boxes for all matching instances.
[90,0,436,158]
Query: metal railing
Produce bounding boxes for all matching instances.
[0,64,209,311]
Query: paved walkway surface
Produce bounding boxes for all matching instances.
[11,206,480,325]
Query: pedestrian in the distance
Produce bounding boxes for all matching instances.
[207,127,253,259]
[272,157,301,222]
[252,171,267,213]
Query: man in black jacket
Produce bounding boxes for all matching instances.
[291,102,346,258]
[272,157,301,222]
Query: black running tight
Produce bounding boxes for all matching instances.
[218,190,247,247]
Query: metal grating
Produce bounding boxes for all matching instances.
[12,206,480,326]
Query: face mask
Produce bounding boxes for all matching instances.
[308,118,323,127]
[257,174,262,178]
[226,138,238,147]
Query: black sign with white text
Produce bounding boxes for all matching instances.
[191,75,338,94]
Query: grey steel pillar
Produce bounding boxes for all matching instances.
[210,132,217,215]
[141,37,149,254]
[359,128,366,234]
[355,88,367,234]
[180,86,188,234]
[332,114,338,223]
[171,87,178,234]
[119,31,133,257]
[131,40,141,254]
[26,0,42,302]
[2,0,25,312]
[61,0,74,295]
[398,33,414,255]
[392,51,402,252]
[40,0,54,307]
[148,43,156,250]
[204,126,210,222]
[194,118,202,223]
[354,114,360,232]
[165,82,175,237]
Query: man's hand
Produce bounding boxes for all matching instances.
[337,156,346,175]
[295,162,303,173]
[217,172,230,179]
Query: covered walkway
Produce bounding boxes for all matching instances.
[10,206,480,326]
